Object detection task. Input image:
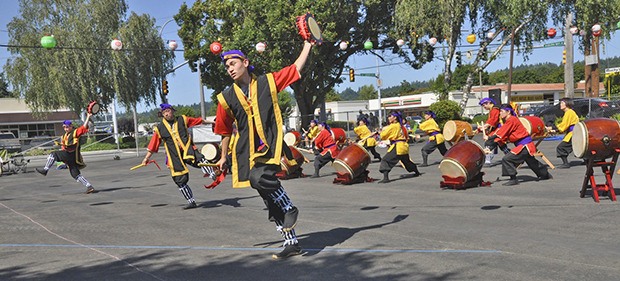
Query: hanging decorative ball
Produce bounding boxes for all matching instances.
[255,42,266,53]
[428,37,437,46]
[110,39,123,51]
[339,41,348,50]
[364,40,373,50]
[570,26,579,35]
[547,28,557,38]
[210,41,222,55]
[593,30,601,37]
[617,21,620,30]
[40,35,57,49]
[486,31,495,40]
[579,30,586,36]
[396,39,405,47]
[591,24,602,33]
[466,34,476,44]
[168,40,178,51]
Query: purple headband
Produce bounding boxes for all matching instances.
[390,111,403,124]
[479,97,496,106]
[310,119,318,124]
[221,50,247,62]
[319,121,331,132]
[160,103,175,111]
[424,111,436,119]
[360,117,369,125]
[500,104,517,116]
[62,120,72,126]
[221,49,255,73]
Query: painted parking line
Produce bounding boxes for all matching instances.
[0,243,501,254]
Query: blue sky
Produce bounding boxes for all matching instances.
[1,0,619,113]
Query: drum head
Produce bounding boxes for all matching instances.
[201,143,220,161]
[87,101,100,114]
[571,122,588,158]
[439,159,467,179]
[284,133,297,146]
[519,117,532,135]
[443,121,456,140]
[306,14,323,44]
[332,159,353,176]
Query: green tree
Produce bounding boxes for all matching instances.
[278,90,295,119]
[174,0,433,128]
[358,85,378,100]
[0,72,11,98]
[325,89,342,102]
[428,100,461,127]
[4,0,173,116]
[339,87,358,100]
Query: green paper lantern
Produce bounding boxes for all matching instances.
[364,40,373,50]
[41,35,57,49]
[617,21,620,30]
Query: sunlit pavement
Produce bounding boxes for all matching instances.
[1,136,619,281]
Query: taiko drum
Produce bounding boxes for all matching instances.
[280,145,305,174]
[284,131,302,146]
[332,143,370,179]
[439,140,485,182]
[443,120,474,142]
[572,118,620,160]
[519,116,546,139]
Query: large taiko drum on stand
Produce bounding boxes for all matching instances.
[201,143,221,162]
[331,128,347,146]
[439,140,485,182]
[284,131,302,146]
[572,118,620,160]
[519,116,546,139]
[280,145,305,174]
[332,143,370,179]
[443,120,474,142]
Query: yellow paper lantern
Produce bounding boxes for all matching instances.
[466,34,476,44]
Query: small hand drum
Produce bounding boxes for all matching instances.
[296,12,323,44]
[87,101,100,114]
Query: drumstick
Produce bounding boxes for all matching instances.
[297,147,314,154]
[198,163,219,167]
[130,160,161,171]
[617,168,620,175]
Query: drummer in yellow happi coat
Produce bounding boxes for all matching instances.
[377,111,420,183]
[419,110,447,167]
[353,118,381,161]
[546,98,579,169]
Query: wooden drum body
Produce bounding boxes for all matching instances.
[281,145,305,174]
[439,140,485,181]
[572,118,620,160]
[201,143,221,162]
[443,120,473,142]
[519,116,546,139]
[331,128,347,146]
[333,143,370,179]
[284,131,302,146]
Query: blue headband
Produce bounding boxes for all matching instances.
[319,121,331,132]
[62,120,72,126]
[360,117,369,125]
[479,97,496,106]
[310,119,318,124]
[160,103,175,111]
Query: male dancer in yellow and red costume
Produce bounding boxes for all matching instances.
[214,41,312,259]
[546,98,579,169]
[143,104,215,210]
[478,97,510,166]
[419,110,447,167]
[484,104,552,186]
[36,113,96,194]
[311,121,340,178]
[378,111,420,183]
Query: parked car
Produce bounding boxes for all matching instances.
[536,98,619,126]
[0,132,22,153]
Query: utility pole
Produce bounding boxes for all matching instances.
[564,13,574,98]
[507,28,515,103]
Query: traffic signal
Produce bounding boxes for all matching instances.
[162,80,169,95]
[349,68,355,82]
[562,49,566,65]
[455,51,462,67]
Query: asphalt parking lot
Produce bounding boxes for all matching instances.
[1,136,619,281]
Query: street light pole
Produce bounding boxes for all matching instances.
[159,19,175,104]
[376,56,382,127]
